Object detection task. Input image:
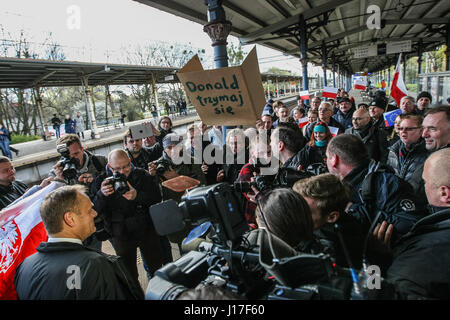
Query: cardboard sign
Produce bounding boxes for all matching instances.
[177,47,266,126]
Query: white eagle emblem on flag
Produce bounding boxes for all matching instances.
[0,220,22,274]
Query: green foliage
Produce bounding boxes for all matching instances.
[10,134,41,144]
[265,67,292,75]
[406,83,417,92]
[227,42,246,66]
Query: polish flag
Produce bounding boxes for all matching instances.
[328,126,339,137]
[0,182,62,300]
[354,78,367,91]
[299,90,310,100]
[322,87,338,99]
[297,117,309,128]
[390,53,408,106]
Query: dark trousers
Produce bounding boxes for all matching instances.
[111,232,163,284]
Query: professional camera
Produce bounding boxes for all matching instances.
[104,171,130,195]
[233,167,313,193]
[147,183,354,300]
[154,158,172,176]
[56,143,79,182]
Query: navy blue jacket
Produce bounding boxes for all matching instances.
[333,107,356,130]
[344,160,425,241]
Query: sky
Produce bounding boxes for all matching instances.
[0,0,318,75]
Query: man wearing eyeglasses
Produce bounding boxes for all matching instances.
[346,108,388,164]
[304,102,344,141]
[387,114,429,206]
[91,149,163,286]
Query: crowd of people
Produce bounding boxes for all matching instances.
[1,87,450,300]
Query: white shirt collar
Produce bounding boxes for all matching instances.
[47,237,83,245]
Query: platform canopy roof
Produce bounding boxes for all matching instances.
[134,0,449,74]
[0,57,179,89]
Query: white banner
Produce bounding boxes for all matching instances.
[353,45,377,59]
[386,40,411,55]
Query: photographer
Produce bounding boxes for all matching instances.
[50,134,107,186]
[49,134,107,250]
[91,149,163,284]
[123,127,162,170]
[149,133,206,252]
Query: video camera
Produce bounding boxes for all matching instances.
[147,182,354,300]
[56,143,79,182]
[233,164,326,193]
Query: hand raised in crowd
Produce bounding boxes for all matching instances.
[373,221,394,251]
[39,177,55,188]
[162,167,179,180]
[201,162,208,175]
[122,181,137,201]
[100,179,115,197]
[52,162,65,181]
[78,173,94,185]
[217,169,225,182]
[255,119,263,130]
[148,161,157,176]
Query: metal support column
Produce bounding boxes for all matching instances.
[321,41,328,89]
[332,53,336,88]
[81,76,100,139]
[151,73,161,119]
[34,86,50,140]
[446,24,450,71]
[299,14,309,105]
[204,0,232,142]
[418,39,423,75]
[403,54,407,85]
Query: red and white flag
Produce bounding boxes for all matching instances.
[299,90,310,100]
[390,53,408,106]
[328,126,340,137]
[0,182,62,300]
[322,87,338,99]
[297,117,309,128]
[354,78,367,91]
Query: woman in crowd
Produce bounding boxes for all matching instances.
[299,121,333,169]
[156,116,173,146]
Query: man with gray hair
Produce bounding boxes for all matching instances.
[399,96,417,114]
[14,185,144,299]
